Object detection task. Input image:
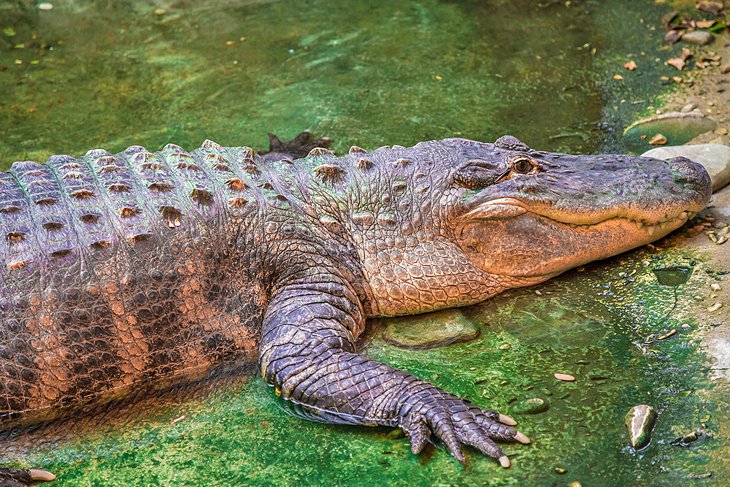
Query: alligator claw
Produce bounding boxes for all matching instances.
[0,468,56,486]
[399,387,529,467]
[261,130,334,161]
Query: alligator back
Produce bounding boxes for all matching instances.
[0,141,268,430]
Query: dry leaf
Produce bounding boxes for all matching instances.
[696,19,717,28]
[613,74,624,80]
[696,1,724,15]
[624,60,638,70]
[680,47,693,61]
[663,30,682,45]
[666,57,686,70]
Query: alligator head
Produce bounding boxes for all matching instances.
[449,135,712,280]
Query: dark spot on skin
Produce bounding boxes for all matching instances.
[120,207,141,218]
[51,249,72,259]
[35,198,57,206]
[149,182,174,192]
[71,189,94,199]
[80,214,100,224]
[43,222,64,231]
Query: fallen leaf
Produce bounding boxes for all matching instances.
[680,47,693,61]
[649,133,668,145]
[624,60,638,70]
[613,74,624,80]
[666,57,686,70]
[696,1,724,15]
[554,373,576,382]
[663,30,682,45]
[696,19,717,28]
[673,76,683,83]
[661,11,679,31]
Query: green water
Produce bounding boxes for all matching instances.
[2,0,724,485]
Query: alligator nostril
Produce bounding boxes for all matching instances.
[667,156,712,196]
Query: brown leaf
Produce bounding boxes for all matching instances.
[696,1,724,15]
[696,19,717,28]
[666,57,686,70]
[624,60,638,70]
[680,47,693,61]
[661,11,679,30]
[663,30,682,45]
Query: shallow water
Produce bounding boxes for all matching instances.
[2,0,724,485]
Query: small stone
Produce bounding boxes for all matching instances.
[715,128,729,136]
[682,324,691,330]
[154,7,166,15]
[648,133,668,145]
[625,404,657,449]
[38,2,53,10]
[555,467,567,474]
[682,31,713,45]
[721,65,730,74]
[710,283,721,291]
[512,397,550,415]
[498,343,511,350]
[554,373,575,382]
[382,309,480,349]
[707,302,723,312]
[641,144,730,192]
[680,102,698,113]
[568,482,583,487]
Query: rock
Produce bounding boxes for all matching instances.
[512,397,549,414]
[681,102,698,113]
[641,144,730,192]
[624,112,717,152]
[649,134,668,145]
[722,65,730,74]
[682,31,713,45]
[625,404,657,449]
[381,309,480,349]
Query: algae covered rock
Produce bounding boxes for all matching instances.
[381,309,480,349]
[625,404,657,449]
[512,397,550,415]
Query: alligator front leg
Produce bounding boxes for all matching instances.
[259,271,530,466]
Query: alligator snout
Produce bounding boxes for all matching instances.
[668,156,712,200]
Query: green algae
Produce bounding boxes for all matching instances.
[1,0,726,485]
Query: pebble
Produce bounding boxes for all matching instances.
[648,133,668,145]
[568,482,583,487]
[641,144,730,192]
[722,65,730,74]
[711,283,721,291]
[154,7,166,15]
[512,397,550,414]
[625,404,657,449]
[707,302,723,312]
[382,309,480,349]
[554,373,575,382]
[682,31,714,45]
[680,102,698,113]
[682,323,691,330]
[38,2,53,10]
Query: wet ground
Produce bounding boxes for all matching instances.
[1,0,727,485]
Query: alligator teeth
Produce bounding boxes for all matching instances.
[647,225,657,236]
[637,221,644,229]
[680,211,689,219]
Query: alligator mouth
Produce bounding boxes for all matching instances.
[463,197,695,236]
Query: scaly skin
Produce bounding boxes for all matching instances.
[0,133,711,484]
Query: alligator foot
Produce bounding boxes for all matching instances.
[398,385,531,466]
[0,468,55,486]
[260,131,333,161]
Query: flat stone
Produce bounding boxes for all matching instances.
[381,309,480,349]
[681,102,698,113]
[625,404,657,449]
[642,144,730,192]
[512,397,550,414]
[682,31,714,45]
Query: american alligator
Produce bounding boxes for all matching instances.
[0,133,711,485]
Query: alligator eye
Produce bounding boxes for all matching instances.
[511,157,534,174]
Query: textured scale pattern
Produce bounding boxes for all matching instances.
[0,134,712,482]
